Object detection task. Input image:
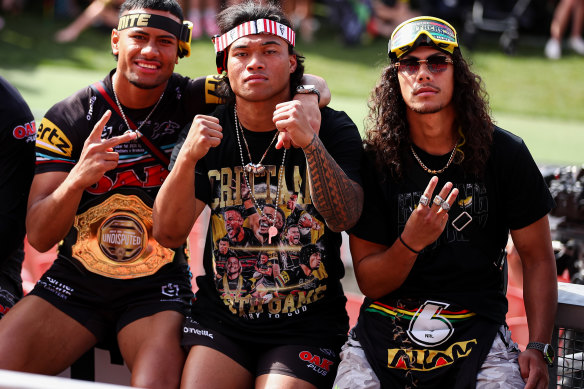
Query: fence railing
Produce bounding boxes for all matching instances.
[551,282,584,389]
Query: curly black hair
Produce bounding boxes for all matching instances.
[365,48,493,179]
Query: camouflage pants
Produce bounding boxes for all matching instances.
[476,325,525,389]
[333,325,525,389]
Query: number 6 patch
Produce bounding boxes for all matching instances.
[407,300,454,347]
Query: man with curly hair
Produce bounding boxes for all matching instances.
[333,16,557,389]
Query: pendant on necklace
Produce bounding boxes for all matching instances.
[244,163,266,175]
[268,225,278,244]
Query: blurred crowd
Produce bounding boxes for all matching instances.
[2,0,584,57]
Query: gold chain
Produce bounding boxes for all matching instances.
[410,140,458,174]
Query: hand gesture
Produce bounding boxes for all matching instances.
[401,176,459,252]
[519,349,549,389]
[69,110,137,190]
[231,178,250,201]
[179,114,223,162]
[273,100,317,149]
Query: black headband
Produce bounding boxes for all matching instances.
[117,13,193,57]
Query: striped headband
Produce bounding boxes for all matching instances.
[212,19,296,53]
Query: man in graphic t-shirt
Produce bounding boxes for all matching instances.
[153,3,363,388]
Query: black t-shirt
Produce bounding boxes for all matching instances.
[352,127,554,322]
[176,103,363,346]
[34,70,218,265]
[351,127,554,388]
[0,76,36,272]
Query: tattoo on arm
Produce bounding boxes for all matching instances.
[303,134,364,231]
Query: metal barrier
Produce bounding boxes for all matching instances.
[551,282,584,389]
[0,369,136,389]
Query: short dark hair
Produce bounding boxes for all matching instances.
[223,206,243,217]
[120,0,184,21]
[299,244,322,268]
[215,1,305,103]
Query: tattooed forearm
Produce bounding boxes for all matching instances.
[303,134,364,232]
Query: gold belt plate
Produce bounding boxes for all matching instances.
[72,193,174,279]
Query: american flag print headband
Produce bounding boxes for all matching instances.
[212,19,296,53]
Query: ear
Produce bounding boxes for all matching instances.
[111,29,120,56]
[289,54,297,74]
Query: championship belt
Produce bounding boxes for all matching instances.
[71,193,175,279]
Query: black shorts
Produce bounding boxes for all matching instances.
[182,317,341,388]
[0,246,25,319]
[30,256,193,344]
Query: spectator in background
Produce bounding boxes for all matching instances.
[545,0,584,59]
[283,0,317,42]
[367,0,418,38]
[0,76,36,319]
[187,0,219,39]
[55,0,123,43]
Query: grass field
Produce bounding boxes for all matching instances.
[1,9,583,165]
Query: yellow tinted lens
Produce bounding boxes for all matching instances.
[390,16,458,58]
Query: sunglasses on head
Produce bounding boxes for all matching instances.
[393,56,453,75]
[389,16,459,60]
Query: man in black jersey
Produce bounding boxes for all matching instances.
[0,1,330,386]
[0,77,36,320]
[333,16,557,389]
[153,2,363,388]
[0,2,199,387]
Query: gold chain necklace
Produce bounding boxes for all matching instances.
[112,84,164,136]
[234,106,286,243]
[410,140,458,174]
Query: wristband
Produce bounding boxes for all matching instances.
[399,235,420,254]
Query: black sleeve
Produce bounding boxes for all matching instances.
[318,107,363,186]
[184,75,224,116]
[0,78,36,259]
[495,128,555,230]
[349,151,393,246]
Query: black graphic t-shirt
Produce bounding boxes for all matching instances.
[34,70,218,269]
[181,103,362,346]
[351,127,555,388]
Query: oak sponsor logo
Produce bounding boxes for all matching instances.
[0,288,18,317]
[98,213,146,262]
[12,120,36,142]
[387,339,477,371]
[299,350,334,376]
[36,118,73,157]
